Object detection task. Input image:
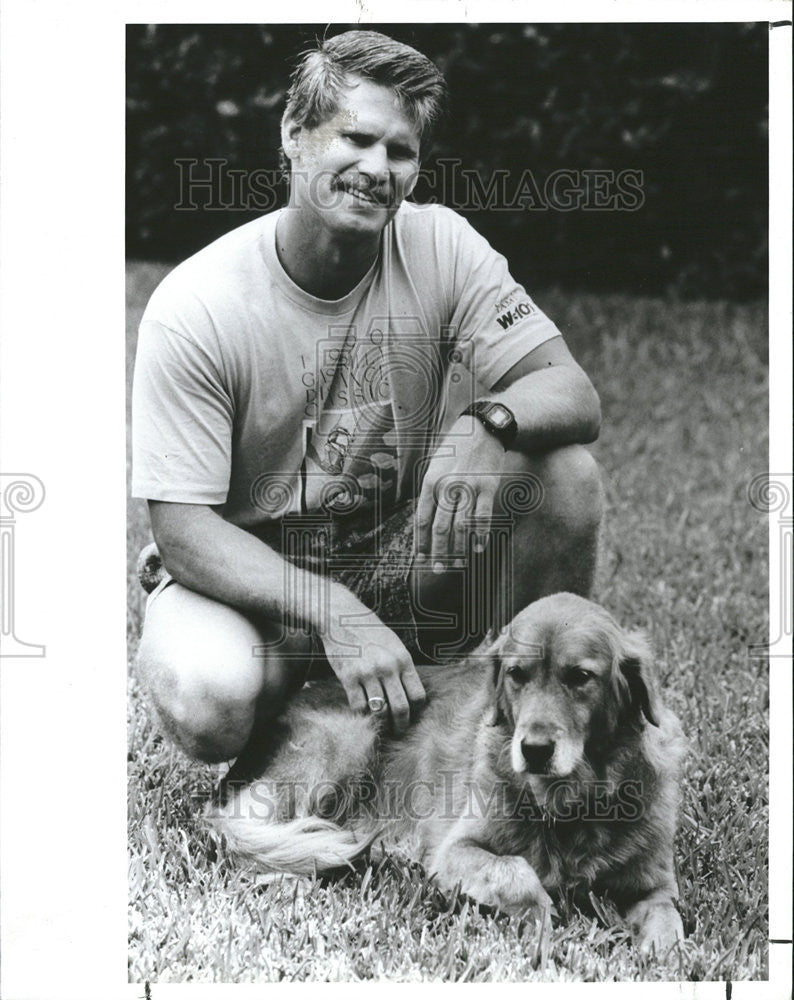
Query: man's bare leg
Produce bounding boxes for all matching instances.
[137,581,313,763]
[409,444,603,660]
[135,445,602,757]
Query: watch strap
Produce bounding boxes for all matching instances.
[461,400,518,447]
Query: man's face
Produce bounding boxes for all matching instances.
[283,77,422,241]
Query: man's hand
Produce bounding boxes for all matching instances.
[416,415,506,573]
[322,591,426,734]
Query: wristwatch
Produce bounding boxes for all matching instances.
[461,400,518,448]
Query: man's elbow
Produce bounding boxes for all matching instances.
[150,527,186,582]
[575,374,601,444]
[148,501,205,583]
[154,539,189,583]
[582,385,601,443]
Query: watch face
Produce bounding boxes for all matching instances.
[488,405,511,427]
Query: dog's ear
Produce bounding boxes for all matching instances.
[616,629,661,728]
[482,629,509,727]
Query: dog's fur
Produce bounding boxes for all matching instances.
[206,593,687,954]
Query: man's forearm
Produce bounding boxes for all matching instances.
[490,366,601,453]
[149,501,356,630]
[148,500,426,728]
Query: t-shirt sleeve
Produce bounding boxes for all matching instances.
[131,319,234,504]
[445,212,563,389]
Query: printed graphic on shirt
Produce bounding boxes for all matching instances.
[493,291,537,331]
[300,325,398,518]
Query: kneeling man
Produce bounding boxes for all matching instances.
[131,30,603,768]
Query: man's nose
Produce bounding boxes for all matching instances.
[357,143,389,181]
[520,740,555,774]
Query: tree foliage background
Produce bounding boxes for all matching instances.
[126,23,767,300]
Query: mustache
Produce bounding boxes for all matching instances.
[334,176,393,205]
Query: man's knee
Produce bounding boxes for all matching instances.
[135,585,301,762]
[137,636,262,762]
[499,444,603,537]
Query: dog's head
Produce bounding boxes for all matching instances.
[486,593,661,787]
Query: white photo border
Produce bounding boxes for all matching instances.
[0,2,790,997]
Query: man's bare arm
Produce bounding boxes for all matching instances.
[148,501,425,730]
[490,335,601,451]
[150,501,331,627]
[416,336,600,564]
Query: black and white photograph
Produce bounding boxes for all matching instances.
[0,3,791,996]
[123,19,782,983]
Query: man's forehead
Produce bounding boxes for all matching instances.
[326,77,420,140]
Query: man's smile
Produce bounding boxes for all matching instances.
[337,180,389,207]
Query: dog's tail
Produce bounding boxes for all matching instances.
[205,807,380,876]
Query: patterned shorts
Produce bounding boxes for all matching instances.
[250,499,420,662]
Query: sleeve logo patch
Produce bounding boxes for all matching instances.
[495,299,536,329]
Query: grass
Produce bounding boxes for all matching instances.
[126,259,769,982]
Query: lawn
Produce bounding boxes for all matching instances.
[126,259,769,982]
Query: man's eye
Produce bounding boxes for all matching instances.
[565,668,595,688]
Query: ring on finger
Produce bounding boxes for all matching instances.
[368,696,387,714]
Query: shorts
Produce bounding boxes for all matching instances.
[252,499,421,660]
[145,499,421,662]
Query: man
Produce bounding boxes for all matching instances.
[132,30,602,768]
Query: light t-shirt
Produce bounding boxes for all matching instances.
[131,202,563,529]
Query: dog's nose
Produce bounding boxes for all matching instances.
[520,740,555,774]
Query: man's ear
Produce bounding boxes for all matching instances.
[617,629,661,728]
[280,114,303,164]
[402,163,421,200]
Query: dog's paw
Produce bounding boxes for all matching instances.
[630,900,684,957]
[456,855,555,918]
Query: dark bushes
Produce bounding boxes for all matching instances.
[127,23,767,300]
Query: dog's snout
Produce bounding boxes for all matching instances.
[520,740,555,774]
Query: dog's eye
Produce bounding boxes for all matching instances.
[564,667,595,688]
[504,664,525,683]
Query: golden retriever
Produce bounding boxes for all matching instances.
[206,592,687,955]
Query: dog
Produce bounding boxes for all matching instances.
[206,592,687,955]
